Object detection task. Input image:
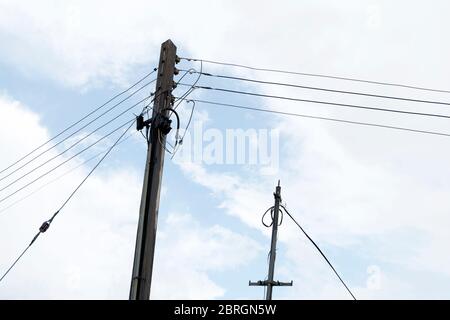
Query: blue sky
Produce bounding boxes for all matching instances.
[2,0,450,299]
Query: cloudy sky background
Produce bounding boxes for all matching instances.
[1,0,450,299]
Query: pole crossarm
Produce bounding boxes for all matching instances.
[249,280,293,287]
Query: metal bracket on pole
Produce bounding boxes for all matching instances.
[249,280,293,287]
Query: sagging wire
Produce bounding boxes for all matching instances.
[138,66,196,147]
[179,57,450,94]
[275,207,283,226]
[0,131,138,216]
[0,119,135,206]
[0,92,155,196]
[170,68,198,115]
[279,204,356,300]
[164,67,199,152]
[262,206,274,227]
[137,89,172,144]
[173,60,203,111]
[0,120,135,284]
[157,107,180,154]
[174,68,198,93]
[261,205,283,227]
[137,62,202,155]
[158,131,173,154]
[171,99,196,159]
[0,67,157,178]
[0,78,157,188]
[156,61,202,154]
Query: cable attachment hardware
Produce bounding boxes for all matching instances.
[28,219,52,246]
[136,115,152,131]
[154,113,172,135]
[39,221,50,233]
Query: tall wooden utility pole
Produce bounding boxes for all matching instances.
[129,39,178,300]
[249,181,292,300]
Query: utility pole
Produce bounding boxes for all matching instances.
[129,39,178,300]
[249,181,292,300]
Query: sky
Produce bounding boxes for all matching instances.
[1,0,450,299]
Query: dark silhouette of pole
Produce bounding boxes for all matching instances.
[250,181,292,300]
[129,39,177,300]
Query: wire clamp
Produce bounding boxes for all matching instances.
[39,221,50,233]
[136,115,152,131]
[155,114,172,135]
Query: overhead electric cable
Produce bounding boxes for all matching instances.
[0,68,157,177]
[0,119,134,206]
[280,205,356,300]
[170,100,195,159]
[180,84,450,120]
[0,80,156,183]
[173,61,203,111]
[0,120,135,284]
[184,70,450,108]
[0,131,138,216]
[0,94,153,192]
[179,57,450,94]
[187,99,450,138]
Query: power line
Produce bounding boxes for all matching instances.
[0,118,135,206]
[161,64,203,154]
[280,205,356,300]
[158,107,181,155]
[174,68,199,93]
[56,122,134,213]
[187,98,450,138]
[0,132,138,216]
[0,120,135,284]
[0,94,153,193]
[181,84,450,120]
[0,245,30,283]
[0,69,157,178]
[171,100,196,159]
[185,70,450,108]
[0,79,156,183]
[180,57,450,94]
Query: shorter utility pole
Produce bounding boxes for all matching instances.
[249,181,292,300]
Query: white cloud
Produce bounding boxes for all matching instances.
[0,94,261,299]
[0,0,241,88]
[0,94,141,298]
[177,121,450,298]
[153,212,262,299]
[1,0,450,90]
[2,0,450,299]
